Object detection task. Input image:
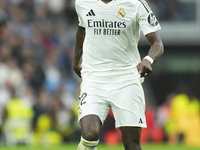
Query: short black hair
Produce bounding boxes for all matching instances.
[0,9,7,27]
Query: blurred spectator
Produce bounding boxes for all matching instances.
[141,106,164,143]
[164,93,200,147]
[147,0,196,21]
[32,89,63,145]
[1,87,34,145]
[157,93,176,128]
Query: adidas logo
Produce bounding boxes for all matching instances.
[139,118,143,124]
[86,9,96,16]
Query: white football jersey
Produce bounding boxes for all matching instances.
[75,0,161,82]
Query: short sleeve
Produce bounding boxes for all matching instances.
[137,0,161,35]
[75,1,86,28]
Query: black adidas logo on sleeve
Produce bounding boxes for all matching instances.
[86,9,95,16]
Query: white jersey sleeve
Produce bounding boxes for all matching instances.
[137,0,161,35]
[75,0,85,27]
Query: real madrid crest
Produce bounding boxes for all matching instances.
[78,108,82,116]
[117,8,125,18]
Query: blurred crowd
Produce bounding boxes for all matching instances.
[0,0,79,145]
[141,93,200,147]
[147,0,196,21]
[0,0,199,147]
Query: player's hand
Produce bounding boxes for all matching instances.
[137,59,153,77]
[73,64,82,78]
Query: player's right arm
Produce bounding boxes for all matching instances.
[72,26,85,78]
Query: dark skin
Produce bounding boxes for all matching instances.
[72,26,84,78]
[73,0,164,149]
[138,31,164,76]
[101,0,113,4]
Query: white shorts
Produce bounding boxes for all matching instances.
[78,79,147,129]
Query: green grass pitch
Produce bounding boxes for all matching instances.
[0,143,199,150]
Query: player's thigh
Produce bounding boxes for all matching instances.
[120,127,142,147]
[78,94,110,141]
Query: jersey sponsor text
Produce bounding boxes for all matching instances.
[88,19,126,35]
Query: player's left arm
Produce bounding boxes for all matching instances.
[72,26,85,78]
[137,31,164,76]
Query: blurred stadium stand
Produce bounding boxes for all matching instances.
[0,0,199,147]
[140,0,200,45]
